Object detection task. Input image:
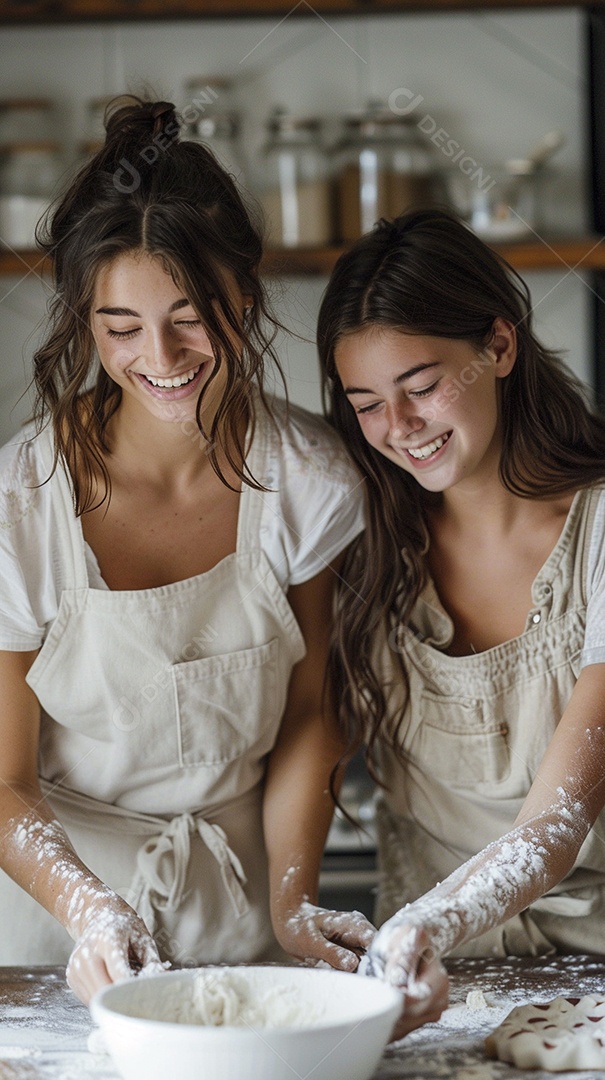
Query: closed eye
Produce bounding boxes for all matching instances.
[408,381,439,398]
[107,327,140,340]
[356,401,382,415]
[106,319,202,341]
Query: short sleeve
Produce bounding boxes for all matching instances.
[580,490,605,669]
[0,431,52,651]
[259,402,366,589]
[0,541,45,649]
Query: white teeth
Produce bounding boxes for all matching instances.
[407,433,449,460]
[144,365,201,388]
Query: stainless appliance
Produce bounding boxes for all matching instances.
[319,753,378,922]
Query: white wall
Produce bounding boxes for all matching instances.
[0,7,592,439]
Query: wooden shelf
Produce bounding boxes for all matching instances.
[262,237,605,274]
[0,0,603,22]
[2,238,605,280]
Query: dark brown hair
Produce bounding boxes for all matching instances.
[33,95,285,512]
[318,208,605,773]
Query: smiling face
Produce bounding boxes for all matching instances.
[334,321,516,495]
[91,251,238,429]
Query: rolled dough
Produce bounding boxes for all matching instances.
[485,995,605,1071]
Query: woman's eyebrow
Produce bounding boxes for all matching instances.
[95,298,191,316]
[344,361,440,395]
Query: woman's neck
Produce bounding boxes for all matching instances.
[103,398,245,493]
[435,480,527,535]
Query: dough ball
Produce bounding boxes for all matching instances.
[466,989,488,1010]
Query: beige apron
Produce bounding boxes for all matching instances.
[0,419,305,966]
[375,486,605,957]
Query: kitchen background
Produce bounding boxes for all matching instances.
[0,5,596,917]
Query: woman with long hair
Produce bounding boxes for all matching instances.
[0,96,373,1004]
[319,208,605,1030]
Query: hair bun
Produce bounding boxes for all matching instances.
[104,95,180,144]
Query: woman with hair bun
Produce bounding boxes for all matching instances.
[0,96,374,1004]
[319,208,605,1035]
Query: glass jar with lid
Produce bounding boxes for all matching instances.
[259,107,332,248]
[0,141,63,249]
[182,77,245,184]
[334,101,438,241]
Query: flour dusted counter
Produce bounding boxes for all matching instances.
[376,955,605,1080]
[1,957,605,1079]
[0,967,113,1079]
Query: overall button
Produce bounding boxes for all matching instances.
[531,612,542,625]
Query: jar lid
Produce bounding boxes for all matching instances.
[192,114,239,139]
[266,107,322,136]
[342,108,416,131]
[0,98,53,112]
[0,141,61,153]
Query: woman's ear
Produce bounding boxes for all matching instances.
[490,316,517,379]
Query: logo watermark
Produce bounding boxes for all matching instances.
[113,85,220,194]
[388,88,496,196]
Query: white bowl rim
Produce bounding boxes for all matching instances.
[91,965,403,1036]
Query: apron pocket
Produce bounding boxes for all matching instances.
[174,638,279,767]
[413,693,510,786]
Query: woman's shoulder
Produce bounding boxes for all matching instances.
[260,396,360,489]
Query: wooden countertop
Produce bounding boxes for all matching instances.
[0,956,604,1078]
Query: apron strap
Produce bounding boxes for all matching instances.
[575,484,605,607]
[129,811,249,933]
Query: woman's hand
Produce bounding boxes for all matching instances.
[278,900,376,971]
[66,897,165,1005]
[366,922,449,1040]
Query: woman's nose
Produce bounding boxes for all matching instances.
[147,329,180,374]
[388,403,425,440]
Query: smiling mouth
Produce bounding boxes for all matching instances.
[141,364,202,389]
[406,432,451,461]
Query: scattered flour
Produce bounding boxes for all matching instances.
[156,970,323,1029]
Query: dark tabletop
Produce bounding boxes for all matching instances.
[1,956,605,1079]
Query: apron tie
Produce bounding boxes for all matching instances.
[130,811,249,933]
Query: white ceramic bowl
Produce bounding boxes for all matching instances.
[90,965,402,1080]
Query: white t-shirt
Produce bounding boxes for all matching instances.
[0,399,366,651]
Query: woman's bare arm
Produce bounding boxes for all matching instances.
[263,558,375,969]
[368,664,605,1016]
[0,650,162,1003]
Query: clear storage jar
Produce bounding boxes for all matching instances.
[446,158,552,241]
[334,103,437,241]
[0,141,63,249]
[182,77,245,183]
[260,108,332,248]
[186,112,244,182]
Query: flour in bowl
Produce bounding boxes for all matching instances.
[158,970,324,1029]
